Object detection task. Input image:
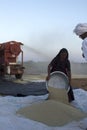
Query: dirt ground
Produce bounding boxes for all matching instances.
[23,74,87,91]
[71,78,87,91]
[24,74,87,91]
[0,74,87,96]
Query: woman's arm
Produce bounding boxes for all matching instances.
[46,56,57,80]
[66,69,71,85]
[66,60,71,85]
[46,64,52,80]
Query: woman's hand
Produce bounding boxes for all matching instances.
[82,53,85,58]
[46,75,50,81]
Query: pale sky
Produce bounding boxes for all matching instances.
[0,0,87,62]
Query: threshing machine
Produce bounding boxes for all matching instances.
[0,41,25,79]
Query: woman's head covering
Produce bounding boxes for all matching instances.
[73,23,87,36]
[57,48,69,59]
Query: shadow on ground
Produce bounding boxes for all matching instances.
[0,79,48,96]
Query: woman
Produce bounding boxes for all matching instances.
[46,48,74,102]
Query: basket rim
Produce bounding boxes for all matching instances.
[46,71,69,91]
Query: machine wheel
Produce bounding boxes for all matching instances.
[15,74,22,79]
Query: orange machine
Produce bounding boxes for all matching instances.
[0,41,25,79]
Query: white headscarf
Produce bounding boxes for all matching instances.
[73,23,87,36]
